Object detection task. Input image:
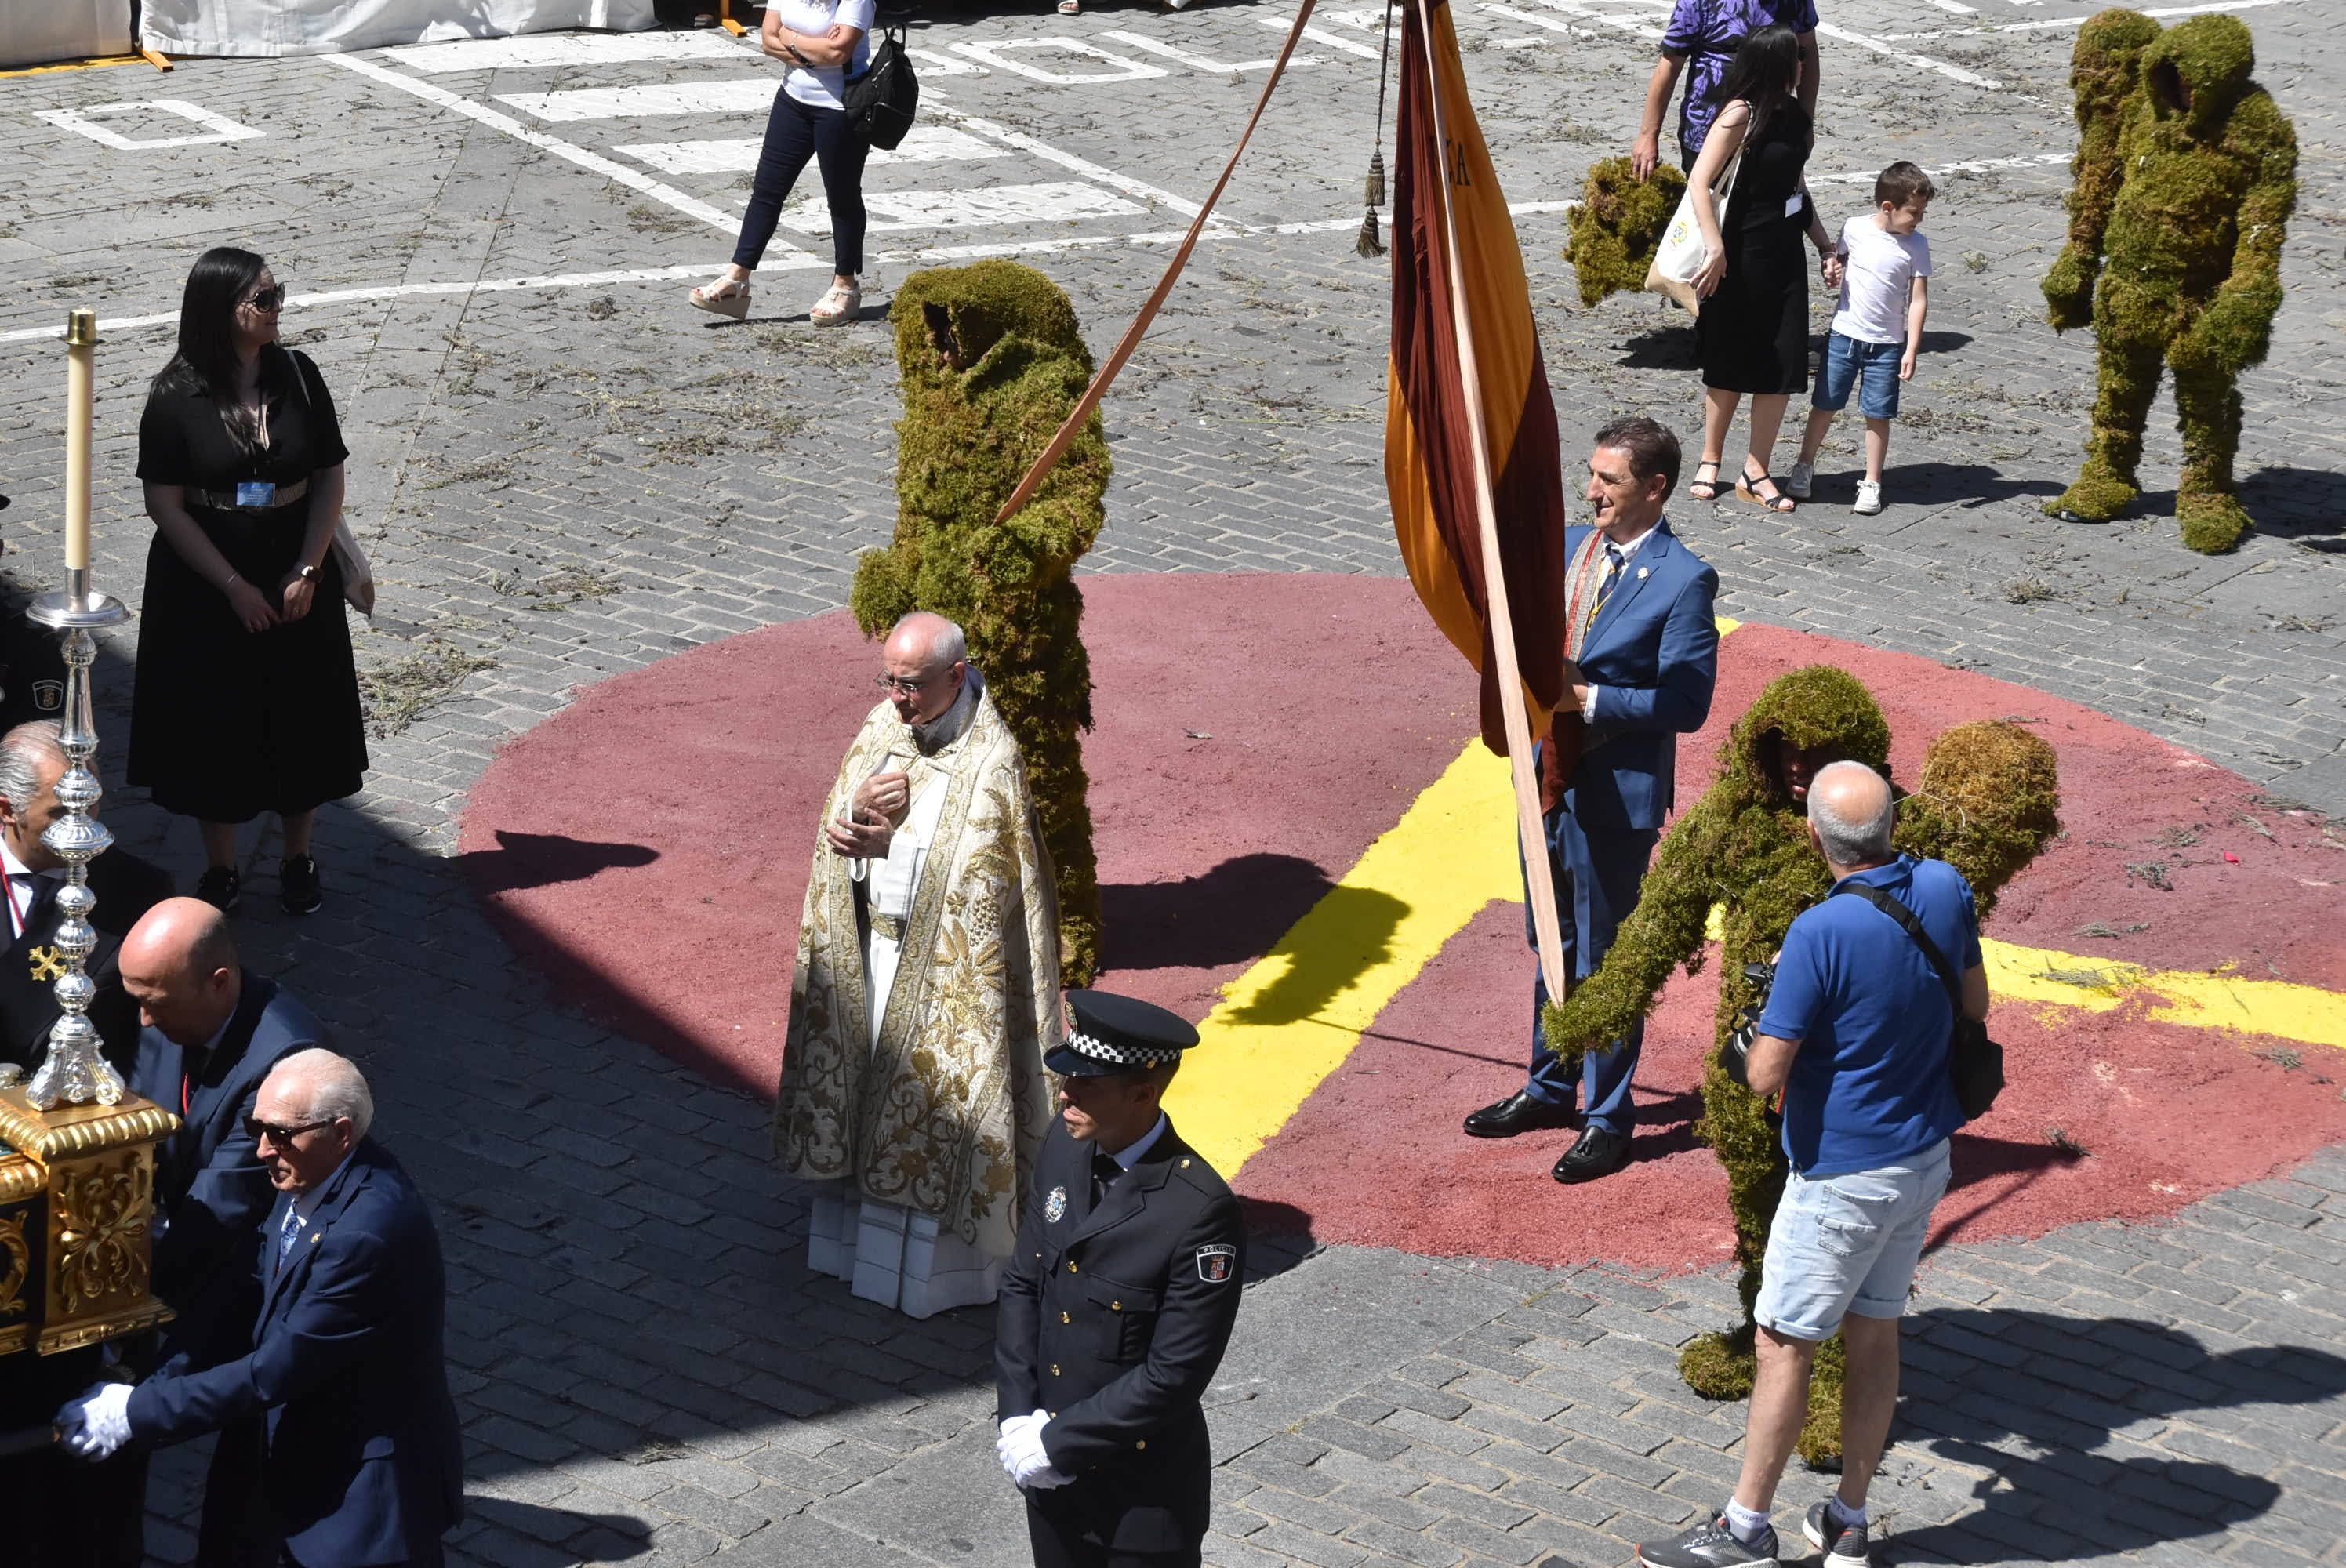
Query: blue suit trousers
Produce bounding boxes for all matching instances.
[1523,803,1658,1133]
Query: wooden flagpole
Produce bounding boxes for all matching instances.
[1410,0,1567,1004]
[989,0,1324,527]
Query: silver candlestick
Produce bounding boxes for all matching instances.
[20,570,131,1109]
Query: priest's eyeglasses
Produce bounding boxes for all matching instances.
[873,671,940,696]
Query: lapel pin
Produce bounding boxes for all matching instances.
[1636,566,1650,580]
[1044,1185,1068,1223]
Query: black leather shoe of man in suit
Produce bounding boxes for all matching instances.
[1463,1090,1579,1139]
[1552,1127,1632,1183]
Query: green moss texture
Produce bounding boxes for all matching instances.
[1541,666,2061,1461]
[1565,158,1689,307]
[2043,10,2298,554]
[852,260,1109,984]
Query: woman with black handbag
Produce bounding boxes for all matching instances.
[688,0,875,325]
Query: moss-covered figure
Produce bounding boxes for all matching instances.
[852,260,1109,984]
[1542,666,2060,1463]
[2043,10,2298,554]
[1565,158,1689,307]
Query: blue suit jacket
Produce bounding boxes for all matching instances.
[127,1139,465,1568]
[1564,517,1720,831]
[130,971,323,1342]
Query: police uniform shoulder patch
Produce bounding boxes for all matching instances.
[1044,1185,1068,1223]
[31,680,62,713]
[1196,1243,1237,1283]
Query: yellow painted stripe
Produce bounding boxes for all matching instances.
[0,54,148,79]
[1171,606,2344,1178]
[1985,941,2346,1049]
[1164,740,1520,1177]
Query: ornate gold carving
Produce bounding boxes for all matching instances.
[27,945,65,982]
[0,1086,178,1162]
[0,1213,27,1321]
[53,1155,151,1313]
[0,1152,42,1203]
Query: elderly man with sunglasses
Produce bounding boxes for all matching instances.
[773,610,1063,1319]
[56,1050,464,1568]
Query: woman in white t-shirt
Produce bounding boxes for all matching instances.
[689,0,877,326]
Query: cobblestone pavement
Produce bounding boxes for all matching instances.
[0,0,2341,1563]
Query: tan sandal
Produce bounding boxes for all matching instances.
[810,280,861,327]
[689,273,750,320]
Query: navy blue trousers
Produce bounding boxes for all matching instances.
[1523,797,1658,1134]
[733,88,869,276]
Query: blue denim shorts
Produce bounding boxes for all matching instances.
[1811,331,1904,419]
[1754,1138,1952,1341]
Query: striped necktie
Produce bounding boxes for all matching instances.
[1592,544,1628,619]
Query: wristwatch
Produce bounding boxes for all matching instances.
[296,564,320,582]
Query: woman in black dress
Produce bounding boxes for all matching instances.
[132,248,369,915]
[1685,25,1839,512]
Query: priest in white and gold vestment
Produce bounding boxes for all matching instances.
[774,612,1062,1318]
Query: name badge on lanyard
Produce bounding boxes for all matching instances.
[1783,193,1806,220]
[235,481,277,508]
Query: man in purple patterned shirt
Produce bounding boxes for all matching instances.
[1630,0,1821,177]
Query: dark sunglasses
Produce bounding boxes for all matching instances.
[244,1115,335,1146]
[244,285,286,313]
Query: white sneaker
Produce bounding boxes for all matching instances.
[1852,480,1883,515]
[1785,459,1814,499]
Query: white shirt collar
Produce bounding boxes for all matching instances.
[1598,517,1664,567]
[1106,1112,1169,1171]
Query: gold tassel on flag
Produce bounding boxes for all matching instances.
[1356,205,1384,258]
[1364,149,1386,208]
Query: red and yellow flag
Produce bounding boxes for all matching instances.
[1384,0,1567,757]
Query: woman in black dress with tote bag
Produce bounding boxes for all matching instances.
[1683,26,1840,513]
[131,248,369,915]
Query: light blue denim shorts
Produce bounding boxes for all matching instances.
[1754,1137,1952,1341]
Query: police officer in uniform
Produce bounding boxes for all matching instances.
[994,990,1246,1568]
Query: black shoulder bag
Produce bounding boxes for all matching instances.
[1831,880,2005,1120]
[842,26,918,151]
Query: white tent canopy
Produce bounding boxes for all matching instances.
[137,0,658,60]
[2,0,132,69]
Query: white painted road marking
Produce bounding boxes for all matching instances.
[933,106,1208,220]
[616,125,1011,176]
[38,100,265,151]
[494,79,779,122]
[1815,20,2003,88]
[906,48,988,77]
[947,38,1170,83]
[1255,13,1388,56]
[782,180,1146,235]
[387,31,752,72]
[325,53,772,240]
[1102,30,1320,72]
[1875,0,2283,37]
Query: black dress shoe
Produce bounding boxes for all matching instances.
[1552,1127,1631,1184]
[1463,1090,1578,1139]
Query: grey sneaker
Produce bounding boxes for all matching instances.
[1785,459,1814,499]
[1852,479,1883,515]
[1637,1515,1778,1567]
[1805,1501,1869,1568]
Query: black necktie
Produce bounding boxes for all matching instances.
[1091,1150,1121,1208]
[22,875,56,938]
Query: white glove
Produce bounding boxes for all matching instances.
[58,1382,132,1461]
[999,1409,1072,1490]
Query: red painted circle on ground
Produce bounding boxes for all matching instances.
[460,574,2346,1269]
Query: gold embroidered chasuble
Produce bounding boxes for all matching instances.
[773,685,1062,1254]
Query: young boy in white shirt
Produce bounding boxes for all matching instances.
[1788,162,1934,516]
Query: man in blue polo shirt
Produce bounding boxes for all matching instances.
[1639,760,1985,1568]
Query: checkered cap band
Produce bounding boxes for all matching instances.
[1064,1029,1182,1068]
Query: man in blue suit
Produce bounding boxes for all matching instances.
[1465,416,1720,1184]
[123,898,325,1365]
[59,1050,464,1568]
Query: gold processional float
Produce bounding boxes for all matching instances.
[0,309,179,1451]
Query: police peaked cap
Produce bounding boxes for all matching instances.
[1047,989,1198,1077]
